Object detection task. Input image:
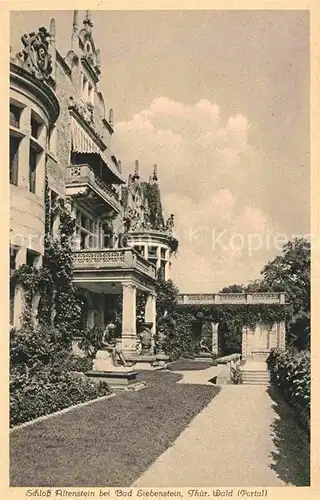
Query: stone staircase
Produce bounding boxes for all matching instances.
[240,361,270,386]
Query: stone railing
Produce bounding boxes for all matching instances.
[66,164,121,213]
[177,292,285,305]
[72,248,156,279]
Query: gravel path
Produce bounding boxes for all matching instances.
[133,384,310,487]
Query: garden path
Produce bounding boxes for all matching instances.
[133,383,310,487]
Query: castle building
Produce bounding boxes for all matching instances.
[9,27,59,325]
[122,161,178,281]
[9,11,178,357]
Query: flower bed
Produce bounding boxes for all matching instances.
[267,347,310,431]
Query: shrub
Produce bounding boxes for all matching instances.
[230,365,242,385]
[10,372,110,427]
[160,312,198,360]
[267,347,310,431]
[77,325,104,358]
[10,325,109,427]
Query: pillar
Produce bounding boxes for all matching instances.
[121,283,137,355]
[144,244,148,259]
[156,246,161,270]
[241,326,247,360]
[277,321,286,350]
[211,322,219,354]
[145,292,156,354]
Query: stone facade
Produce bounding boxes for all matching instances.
[9,28,59,326]
[9,12,177,361]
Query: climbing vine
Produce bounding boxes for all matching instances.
[11,177,81,345]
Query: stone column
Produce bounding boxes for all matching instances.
[121,283,137,355]
[145,292,156,353]
[277,321,286,350]
[241,326,247,360]
[19,107,31,189]
[164,260,170,280]
[156,246,161,272]
[211,322,219,354]
[144,244,148,259]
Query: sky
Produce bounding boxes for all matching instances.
[10,10,310,293]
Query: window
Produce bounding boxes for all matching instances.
[10,104,21,128]
[31,113,42,139]
[148,246,158,258]
[10,135,19,186]
[26,249,39,267]
[29,144,38,193]
[76,209,98,249]
[161,247,166,259]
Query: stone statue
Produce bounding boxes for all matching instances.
[165,214,175,234]
[156,324,166,355]
[138,323,153,354]
[198,337,211,354]
[101,322,131,367]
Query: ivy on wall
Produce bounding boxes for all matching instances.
[176,303,290,356]
[11,178,81,346]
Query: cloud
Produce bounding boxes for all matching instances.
[115,97,279,292]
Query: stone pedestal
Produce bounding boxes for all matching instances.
[90,349,146,391]
[86,370,146,391]
[145,293,156,353]
[92,349,117,372]
[121,284,137,356]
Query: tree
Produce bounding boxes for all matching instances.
[219,238,310,350]
[220,284,245,293]
[155,275,179,318]
[259,238,310,349]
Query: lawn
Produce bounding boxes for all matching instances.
[167,359,213,371]
[10,371,220,487]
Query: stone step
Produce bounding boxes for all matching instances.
[242,376,270,380]
[242,380,270,385]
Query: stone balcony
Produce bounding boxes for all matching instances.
[177,292,286,306]
[66,164,121,214]
[72,247,156,281]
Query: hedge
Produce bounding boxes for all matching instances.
[267,347,310,431]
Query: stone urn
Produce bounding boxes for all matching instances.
[156,326,166,355]
[139,322,153,354]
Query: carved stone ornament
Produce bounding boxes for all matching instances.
[17,27,53,81]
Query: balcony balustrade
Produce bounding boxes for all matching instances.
[66,164,121,213]
[177,292,286,305]
[72,247,156,280]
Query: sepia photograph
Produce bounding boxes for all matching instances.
[7,6,312,491]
